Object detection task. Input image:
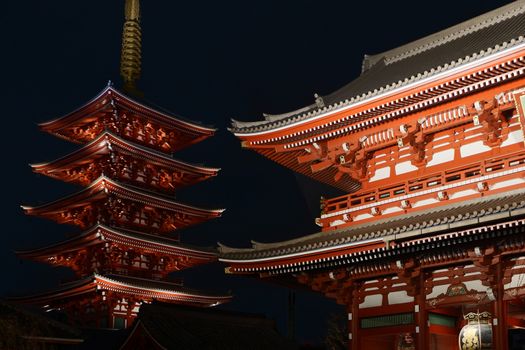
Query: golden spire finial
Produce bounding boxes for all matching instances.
[120,0,142,95]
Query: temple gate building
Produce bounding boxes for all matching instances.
[220,2,525,349]
[13,0,231,329]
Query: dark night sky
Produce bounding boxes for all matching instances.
[1,0,515,345]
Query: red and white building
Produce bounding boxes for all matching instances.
[221,2,525,349]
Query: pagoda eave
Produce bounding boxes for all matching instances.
[21,176,224,232]
[16,224,218,266]
[11,274,232,308]
[39,86,216,153]
[38,86,216,136]
[30,131,220,190]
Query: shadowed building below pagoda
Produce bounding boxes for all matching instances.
[120,302,298,350]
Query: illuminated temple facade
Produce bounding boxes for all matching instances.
[221,2,525,349]
[14,0,231,329]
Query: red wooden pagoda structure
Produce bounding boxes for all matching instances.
[14,0,231,329]
[221,2,525,349]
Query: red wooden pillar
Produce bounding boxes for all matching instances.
[493,260,508,350]
[346,304,352,350]
[416,272,429,350]
[348,288,360,350]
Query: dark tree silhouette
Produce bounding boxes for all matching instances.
[324,312,348,350]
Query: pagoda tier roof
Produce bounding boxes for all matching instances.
[31,131,219,190]
[219,188,525,273]
[10,274,232,307]
[231,1,525,134]
[39,85,215,152]
[21,176,224,232]
[16,224,217,265]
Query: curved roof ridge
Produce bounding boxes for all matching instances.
[30,130,220,173]
[217,242,254,253]
[16,224,218,257]
[219,188,525,257]
[262,103,316,122]
[97,273,232,298]
[21,175,225,215]
[232,35,525,135]
[15,226,100,256]
[39,85,216,133]
[365,0,525,69]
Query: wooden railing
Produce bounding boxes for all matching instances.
[320,149,525,227]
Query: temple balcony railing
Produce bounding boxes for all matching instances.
[319,148,525,230]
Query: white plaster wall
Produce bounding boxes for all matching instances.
[370,166,391,182]
[501,130,524,147]
[464,280,485,292]
[388,291,414,305]
[360,294,382,309]
[504,273,525,290]
[382,207,403,214]
[449,189,478,199]
[354,213,374,221]
[395,161,418,175]
[330,219,347,227]
[413,198,440,208]
[460,141,491,158]
[426,149,454,167]
[491,178,525,190]
[427,284,449,299]
[363,280,379,285]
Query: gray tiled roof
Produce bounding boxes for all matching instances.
[219,188,525,260]
[231,1,525,134]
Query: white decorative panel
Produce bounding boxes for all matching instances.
[388,291,414,305]
[370,166,391,182]
[364,280,379,284]
[427,284,449,299]
[395,161,418,175]
[354,213,374,221]
[464,280,485,292]
[382,207,403,214]
[329,220,346,227]
[449,189,478,199]
[460,141,491,158]
[501,130,524,147]
[504,273,525,290]
[426,149,454,167]
[412,198,439,208]
[360,294,383,309]
[491,178,525,190]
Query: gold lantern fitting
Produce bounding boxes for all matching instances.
[459,311,493,350]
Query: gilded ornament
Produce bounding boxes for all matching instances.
[458,312,492,350]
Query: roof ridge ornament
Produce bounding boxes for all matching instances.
[314,93,325,108]
[120,0,143,97]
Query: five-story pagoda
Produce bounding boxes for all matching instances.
[13,0,231,329]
